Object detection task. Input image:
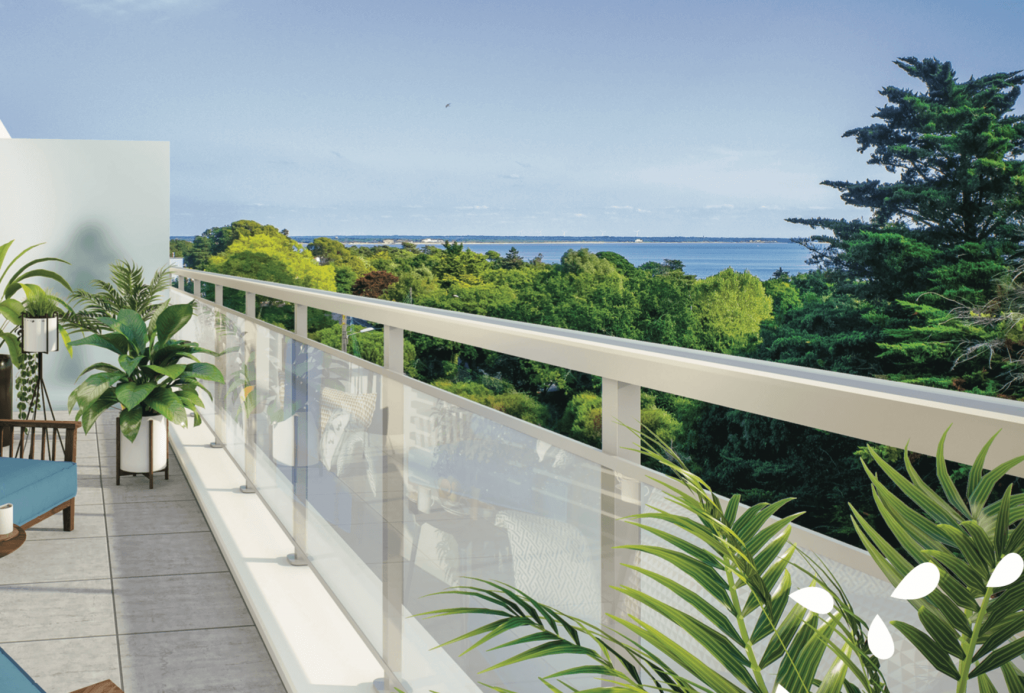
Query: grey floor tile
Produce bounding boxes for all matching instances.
[0,578,116,643]
[1,636,121,692]
[120,626,285,692]
[108,531,227,578]
[0,537,110,585]
[101,464,190,505]
[106,499,209,536]
[26,503,107,540]
[114,572,252,634]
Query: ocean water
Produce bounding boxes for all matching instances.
[436,241,813,279]
[171,239,815,280]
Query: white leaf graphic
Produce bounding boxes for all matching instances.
[789,587,834,614]
[868,614,895,660]
[891,562,940,600]
[988,553,1023,589]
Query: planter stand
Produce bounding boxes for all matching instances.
[116,416,170,489]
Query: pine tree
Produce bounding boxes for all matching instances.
[789,57,1024,304]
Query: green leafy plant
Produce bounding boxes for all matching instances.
[63,260,170,334]
[66,303,224,442]
[422,426,887,693]
[21,287,62,318]
[852,430,1024,693]
[0,241,72,369]
[14,356,37,419]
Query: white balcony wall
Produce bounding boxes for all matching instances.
[0,138,170,406]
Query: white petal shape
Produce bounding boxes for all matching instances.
[891,562,941,600]
[790,587,835,615]
[868,615,895,660]
[988,553,1024,589]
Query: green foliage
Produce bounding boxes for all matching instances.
[557,391,602,447]
[431,379,551,427]
[334,265,358,294]
[690,268,774,354]
[64,260,171,335]
[209,234,336,291]
[67,304,224,442]
[169,239,193,259]
[852,431,1024,692]
[15,355,37,419]
[21,289,61,318]
[310,322,418,377]
[0,240,72,369]
[422,425,885,693]
[789,57,1024,304]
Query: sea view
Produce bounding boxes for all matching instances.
[431,241,813,279]
[171,237,814,280]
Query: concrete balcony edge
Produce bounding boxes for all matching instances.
[169,421,383,692]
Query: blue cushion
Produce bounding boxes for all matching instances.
[0,457,77,526]
[0,645,46,692]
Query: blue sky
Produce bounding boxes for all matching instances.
[1,0,1021,238]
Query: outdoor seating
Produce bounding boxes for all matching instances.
[0,420,81,532]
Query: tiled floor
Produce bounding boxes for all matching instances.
[0,412,286,692]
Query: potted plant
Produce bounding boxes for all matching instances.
[0,241,72,420]
[20,287,70,354]
[67,302,223,473]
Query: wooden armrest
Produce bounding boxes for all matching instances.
[0,419,82,429]
[0,419,81,462]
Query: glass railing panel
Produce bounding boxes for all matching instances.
[252,324,295,534]
[397,385,604,692]
[300,344,387,655]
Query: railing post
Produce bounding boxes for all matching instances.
[240,293,257,494]
[288,304,310,567]
[382,325,405,689]
[601,378,642,632]
[192,276,202,300]
[210,283,227,449]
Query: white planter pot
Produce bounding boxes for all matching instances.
[120,414,168,473]
[22,317,59,353]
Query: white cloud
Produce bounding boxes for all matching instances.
[456,205,489,210]
[760,205,781,210]
[637,208,651,213]
[704,204,735,209]
[501,174,522,179]
[607,205,633,210]
[574,213,586,218]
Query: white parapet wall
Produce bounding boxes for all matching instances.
[0,138,169,406]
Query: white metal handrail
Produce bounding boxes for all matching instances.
[172,267,1024,472]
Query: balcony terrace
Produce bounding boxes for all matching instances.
[0,412,285,691]
[4,266,1023,693]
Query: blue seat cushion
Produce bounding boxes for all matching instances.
[0,457,77,526]
[0,644,46,692]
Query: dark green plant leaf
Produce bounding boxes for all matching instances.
[156,302,194,343]
[143,387,187,425]
[182,362,225,383]
[146,364,187,380]
[112,309,148,353]
[118,406,144,443]
[115,382,157,412]
[971,634,1024,677]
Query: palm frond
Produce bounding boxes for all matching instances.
[64,260,171,333]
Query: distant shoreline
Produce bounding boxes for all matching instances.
[170,235,793,244]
